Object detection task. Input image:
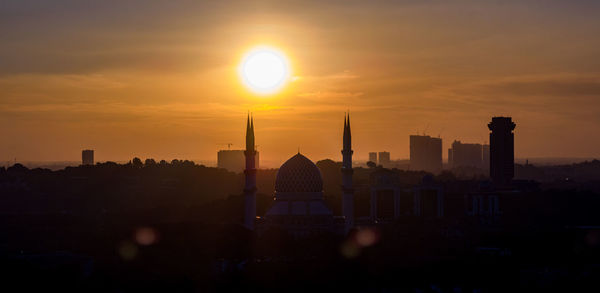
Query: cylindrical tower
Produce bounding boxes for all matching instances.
[488,117,516,187]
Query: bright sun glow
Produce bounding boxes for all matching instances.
[239,47,290,94]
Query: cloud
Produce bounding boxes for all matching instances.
[297,91,364,99]
[413,73,600,123]
[474,74,600,97]
[294,70,359,82]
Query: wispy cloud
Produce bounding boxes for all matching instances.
[297,91,364,99]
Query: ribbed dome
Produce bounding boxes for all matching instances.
[275,153,323,193]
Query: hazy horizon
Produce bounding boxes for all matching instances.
[5,156,598,171]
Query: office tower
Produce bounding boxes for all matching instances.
[341,113,354,232]
[488,117,516,185]
[378,151,390,167]
[82,150,94,166]
[217,150,259,173]
[368,152,378,164]
[409,135,442,174]
[244,114,257,230]
[448,140,483,168]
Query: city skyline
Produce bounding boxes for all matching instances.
[2,1,600,164]
[2,113,596,169]
[3,2,600,291]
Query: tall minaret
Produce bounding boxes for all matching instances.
[341,113,354,232]
[244,114,257,230]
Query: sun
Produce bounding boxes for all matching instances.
[239,46,290,95]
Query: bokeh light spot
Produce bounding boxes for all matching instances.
[135,227,159,246]
[118,241,138,261]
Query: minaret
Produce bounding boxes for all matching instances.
[341,113,354,232]
[244,114,257,230]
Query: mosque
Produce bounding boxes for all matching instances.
[239,113,522,238]
[242,114,355,236]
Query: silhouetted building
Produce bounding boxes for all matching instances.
[370,171,443,221]
[378,151,390,166]
[368,152,377,164]
[244,115,257,230]
[413,175,444,218]
[488,117,516,186]
[261,153,335,237]
[82,150,94,166]
[466,191,501,224]
[449,140,483,168]
[370,169,402,222]
[341,114,354,232]
[244,115,338,236]
[410,135,442,174]
[482,144,490,170]
[218,149,259,173]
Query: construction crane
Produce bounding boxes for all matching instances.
[217,143,233,150]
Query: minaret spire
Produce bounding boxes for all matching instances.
[341,112,354,233]
[347,112,350,130]
[244,114,257,230]
[247,111,250,130]
[246,113,255,152]
[343,113,351,151]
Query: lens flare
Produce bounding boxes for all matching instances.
[118,241,138,260]
[135,227,159,246]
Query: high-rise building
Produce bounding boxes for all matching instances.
[488,117,516,185]
[341,113,354,232]
[409,135,442,174]
[82,149,94,166]
[378,151,390,166]
[448,140,483,168]
[217,150,259,173]
[368,152,378,164]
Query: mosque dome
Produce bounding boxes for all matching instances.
[275,153,323,193]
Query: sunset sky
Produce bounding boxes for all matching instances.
[2,0,600,167]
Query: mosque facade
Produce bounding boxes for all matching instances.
[243,114,354,236]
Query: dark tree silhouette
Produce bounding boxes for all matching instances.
[144,158,156,166]
[132,157,143,168]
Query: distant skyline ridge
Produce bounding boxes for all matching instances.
[5,156,599,171]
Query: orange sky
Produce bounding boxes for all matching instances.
[1,1,600,167]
